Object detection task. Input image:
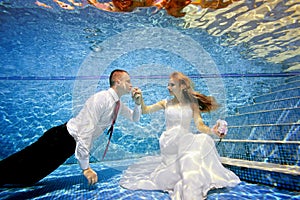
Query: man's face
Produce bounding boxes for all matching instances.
[117,73,132,95]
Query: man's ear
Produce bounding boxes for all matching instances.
[115,79,121,85]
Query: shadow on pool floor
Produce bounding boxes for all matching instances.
[0,160,299,200]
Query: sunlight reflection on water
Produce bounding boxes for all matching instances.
[182,0,300,72]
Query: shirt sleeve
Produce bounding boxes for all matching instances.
[69,92,107,170]
[73,106,99,170]
[76,140,90,170]
[69,109,95,170]
[119,103,141,122]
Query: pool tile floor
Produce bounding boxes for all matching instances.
[0,159,299,200]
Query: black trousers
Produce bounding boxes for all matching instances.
[0,123,76,186]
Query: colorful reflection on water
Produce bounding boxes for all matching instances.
[26,0,300,71]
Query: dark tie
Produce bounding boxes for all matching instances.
[102,100,120,160]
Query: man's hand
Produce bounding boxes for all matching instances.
[83,167,98,185]
[131,87,142,105]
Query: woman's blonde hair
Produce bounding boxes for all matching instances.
[170,72,219,112]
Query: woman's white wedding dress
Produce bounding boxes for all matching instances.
[120,104,240,200]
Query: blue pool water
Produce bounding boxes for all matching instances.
[0,0,300,199]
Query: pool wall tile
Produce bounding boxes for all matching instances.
[220,76,300,191]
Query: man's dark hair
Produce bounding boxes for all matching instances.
[109,69,128,87]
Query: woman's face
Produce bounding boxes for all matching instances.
[167,78,181,97]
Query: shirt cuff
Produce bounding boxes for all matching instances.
[78,159,90,170]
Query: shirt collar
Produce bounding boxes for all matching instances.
[108,88,120,103]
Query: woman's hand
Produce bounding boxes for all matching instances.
[212,119,228,138]
[211,124,221,137]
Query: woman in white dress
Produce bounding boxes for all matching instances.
[120,72,240,200]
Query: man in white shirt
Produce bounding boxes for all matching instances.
[0,69,142,186]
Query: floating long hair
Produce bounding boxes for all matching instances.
[170,72,219,112]
[191,92,219,112]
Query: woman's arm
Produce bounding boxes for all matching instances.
[192,103,220,136]
[141,98,166,114]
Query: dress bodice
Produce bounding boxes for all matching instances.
[165,104,193,131]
